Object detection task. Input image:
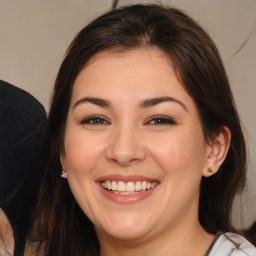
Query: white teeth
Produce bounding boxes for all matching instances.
[102,181,107,189]
[117,181,126,192]
[107,180,111,190]
[142,181,147,191]
[135,181,142,191]
[112,181,118,190]
[126,182,135,192]
[101,180,157,193]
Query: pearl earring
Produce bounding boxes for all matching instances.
[60,168,67,178]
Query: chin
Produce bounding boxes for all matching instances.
[104,228,150,241]
[96,217,155,241]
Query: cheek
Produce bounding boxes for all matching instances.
[147,128,206,177]
[148,135,188,169]
[63,129,104,176]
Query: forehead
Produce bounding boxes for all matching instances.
[71,48,188,100]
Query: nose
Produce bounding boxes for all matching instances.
[106,124,146,166]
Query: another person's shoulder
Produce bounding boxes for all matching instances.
[0,80,46,142]
[210,232,256,256]
[0,79,46,117]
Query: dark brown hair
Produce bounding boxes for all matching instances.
[29,4,246,255]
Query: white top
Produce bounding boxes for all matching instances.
[209,232,256,256]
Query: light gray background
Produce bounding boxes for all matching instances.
[0,0,255,229]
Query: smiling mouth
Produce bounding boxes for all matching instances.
[100,180,158,195]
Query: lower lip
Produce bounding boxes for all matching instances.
[98,183,159,204]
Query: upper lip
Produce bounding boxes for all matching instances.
[95,175,159,183]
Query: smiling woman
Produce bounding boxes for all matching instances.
[27,4,256,256]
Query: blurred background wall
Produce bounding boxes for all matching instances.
[0,0,255,229]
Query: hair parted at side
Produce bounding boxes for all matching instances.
[28,4,246,256]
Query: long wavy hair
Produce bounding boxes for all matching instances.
[29,4,246,255]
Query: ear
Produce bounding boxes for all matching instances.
[202,126,231,177]
[60,151,66,169]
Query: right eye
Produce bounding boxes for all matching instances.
[80,115,109,125]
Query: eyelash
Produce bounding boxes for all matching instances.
[80,115,176,126]
[80,115,109,125]
[147,116,176,125]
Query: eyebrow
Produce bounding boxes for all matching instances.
[140,96,187,111]
[73,96,187,111]
[73,97,111,109]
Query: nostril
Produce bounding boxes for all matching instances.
[106,146,146,166]
[105,128,146,165]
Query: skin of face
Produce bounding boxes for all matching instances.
[61,48,229,254]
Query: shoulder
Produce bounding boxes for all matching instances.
[0,80,46,121]
[0,80,46,145]
[209,232,256,256]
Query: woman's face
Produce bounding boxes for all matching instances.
[61,48,213,242]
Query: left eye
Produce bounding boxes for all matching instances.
[148,116,175,125]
